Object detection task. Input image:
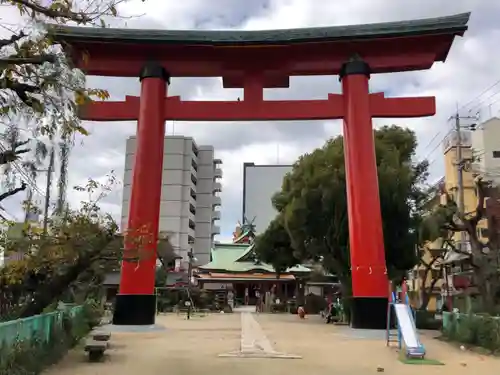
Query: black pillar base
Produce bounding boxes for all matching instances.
[351,297,388,329]
[112,294,156,325]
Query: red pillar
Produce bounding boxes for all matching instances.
[340,56,389,329]
[113,62,169,325]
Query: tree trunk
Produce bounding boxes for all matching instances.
[339,276,352,324]
[475,272,497,313]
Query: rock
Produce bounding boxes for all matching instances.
[376,366,384,372]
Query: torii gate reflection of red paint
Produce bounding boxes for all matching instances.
[55,12,469,327]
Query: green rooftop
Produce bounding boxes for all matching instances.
[52,13,469,46]
[199,243,310,274]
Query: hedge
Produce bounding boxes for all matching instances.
[442,312,500,353]
[0,302,101,375]
[415,310,442,330]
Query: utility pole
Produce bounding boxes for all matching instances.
[24,188,33,224]
[42,147,55,235]
[452,111,480,251]
[454,113,467,251]
[186,248,195,320]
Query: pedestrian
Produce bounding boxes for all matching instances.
[255,288,261,312]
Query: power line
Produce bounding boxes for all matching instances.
[0,142,46,198]
[466,89,500,115]
[424,80,500,164]
[457,78,500,113]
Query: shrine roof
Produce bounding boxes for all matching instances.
[198,243,310,274]
[53,13,469,46]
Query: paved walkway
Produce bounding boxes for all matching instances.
[44,313,500,375]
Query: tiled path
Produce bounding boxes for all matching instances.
[44,312,500,375]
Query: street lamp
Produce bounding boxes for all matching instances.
[186,249,197,319]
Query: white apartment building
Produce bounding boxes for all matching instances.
[471,117,500,186]
[121,136,222,265]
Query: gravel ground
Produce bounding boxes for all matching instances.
[43,312,500,375]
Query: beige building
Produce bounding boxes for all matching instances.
[408,130,487,310]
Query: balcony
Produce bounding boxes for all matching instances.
[212,210,221,220]
[212,225,220,235]
[191,159,198,172]
[192,143,199,157]
[213,182,222,192]
[189,219,196,230]
[213,196,221,206]
[214,168,223,178]
[213,158,222,165]
[191,165,197,179]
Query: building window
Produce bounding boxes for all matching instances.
[478,227,489,238]
[493,151,500,158]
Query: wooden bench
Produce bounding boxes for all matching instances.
[84,339,107,361]
[92,330,111,345]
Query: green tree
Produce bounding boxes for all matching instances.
[271,125,427,295]
[254,214,301,278]
[0,174,119,319]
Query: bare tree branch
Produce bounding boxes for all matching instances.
[0,54,56,65]
[0,181,26,202]
[0,77,40,106]
[0,32,26,48]
[8,0,94,23]
[470,176,486,226]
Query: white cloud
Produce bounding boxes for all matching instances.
[2,0,500,241]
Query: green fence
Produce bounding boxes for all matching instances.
[0,306,83,346]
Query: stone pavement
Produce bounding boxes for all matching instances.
[219,312,301,358]
[44,312,500,375]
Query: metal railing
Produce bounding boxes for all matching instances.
[0,305,83,346]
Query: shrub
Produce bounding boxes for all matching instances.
[415,310,442,330]
[442,312,500,352]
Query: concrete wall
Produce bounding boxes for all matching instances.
[472,117,500,186]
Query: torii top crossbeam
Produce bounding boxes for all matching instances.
[53,13,469,122]
[55,13,469,82]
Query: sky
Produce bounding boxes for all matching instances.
[1,0,500,243]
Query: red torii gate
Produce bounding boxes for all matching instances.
[55,12,469,328]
